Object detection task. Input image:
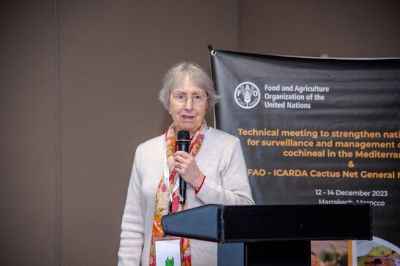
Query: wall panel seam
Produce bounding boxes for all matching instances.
[53,0,62,264]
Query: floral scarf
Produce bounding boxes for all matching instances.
[149,121,207,266]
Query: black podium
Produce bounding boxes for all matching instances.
[162,204,372,266]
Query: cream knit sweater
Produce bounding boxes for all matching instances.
[118,127,254,266]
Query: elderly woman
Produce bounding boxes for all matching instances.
[118,62,254,266]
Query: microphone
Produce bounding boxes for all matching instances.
[176,130,190,205]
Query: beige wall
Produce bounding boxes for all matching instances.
[1,1,399,265]
[239,0,400,57]
[0,1,58,265]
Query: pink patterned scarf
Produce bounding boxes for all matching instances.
[148,121,207,266]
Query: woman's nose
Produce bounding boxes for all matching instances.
[184,97,194,109]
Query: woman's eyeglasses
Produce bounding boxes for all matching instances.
[171,93,209,104]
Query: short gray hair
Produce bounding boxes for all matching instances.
[159,62,220,111]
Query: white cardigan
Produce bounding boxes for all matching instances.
[118,127,254,266]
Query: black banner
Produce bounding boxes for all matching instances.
[211,50,400,265]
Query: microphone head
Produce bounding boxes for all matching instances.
[177,130,190,141]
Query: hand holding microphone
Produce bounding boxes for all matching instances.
[175,130,204,205]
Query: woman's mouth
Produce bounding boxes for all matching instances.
[181,115,195,120]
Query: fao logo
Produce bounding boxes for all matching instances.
[234,82,260,109]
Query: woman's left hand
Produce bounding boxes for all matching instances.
[174,151,204,189]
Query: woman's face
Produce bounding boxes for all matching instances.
[169,76,208,135]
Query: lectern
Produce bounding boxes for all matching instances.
[162,204,372,266]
